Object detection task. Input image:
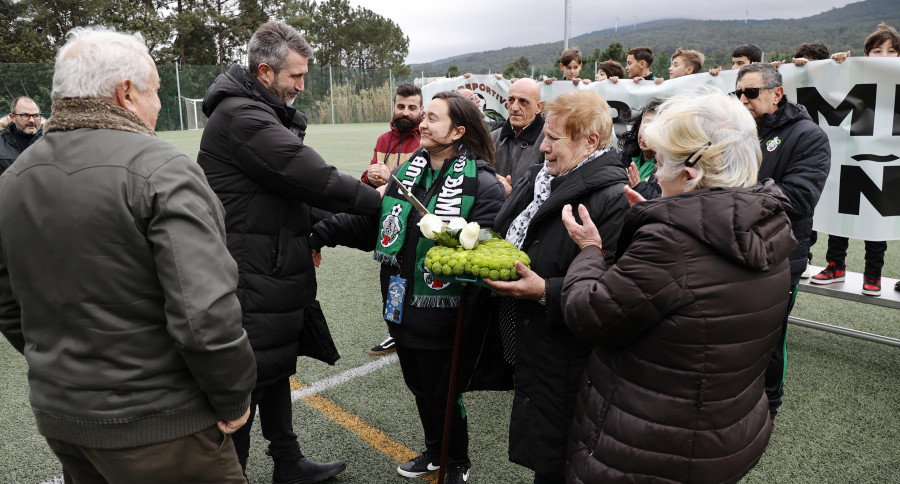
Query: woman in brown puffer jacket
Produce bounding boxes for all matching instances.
[560,89,798,484]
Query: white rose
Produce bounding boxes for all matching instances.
[417,213,444,240]
[459,222,481,250]
[447,217,468,232]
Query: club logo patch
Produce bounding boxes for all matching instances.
[380,204,403,247]
[423,266,448,290]
[766,136,782,152]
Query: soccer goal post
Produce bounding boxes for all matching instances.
[183,97,207,130]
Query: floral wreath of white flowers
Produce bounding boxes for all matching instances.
[418,214,531,281]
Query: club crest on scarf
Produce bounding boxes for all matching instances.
[423,266,448,290]
[380,204,403,247]
[374,151,479,308]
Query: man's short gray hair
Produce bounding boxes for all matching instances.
[736,62,782,88]
[248,22,314,76]
[51,27,152,101]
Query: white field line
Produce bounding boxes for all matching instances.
[291,353,399,401]
[37,357,398,484]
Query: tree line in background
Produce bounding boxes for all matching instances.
[0,0,410,71]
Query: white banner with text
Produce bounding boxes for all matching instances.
[423,58,900,241]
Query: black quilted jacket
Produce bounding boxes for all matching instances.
[562,182,797,484]
[198,65,381,385]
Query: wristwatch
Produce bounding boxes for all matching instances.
[537,280,549,306]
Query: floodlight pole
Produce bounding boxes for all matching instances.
[175,62,184,131]
[563,0,570,50]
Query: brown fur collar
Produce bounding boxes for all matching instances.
[44,98,157,138]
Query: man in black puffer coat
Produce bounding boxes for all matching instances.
[198,22,380,483]
[736,63,830,422]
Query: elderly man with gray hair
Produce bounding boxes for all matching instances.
[0,27,256,483]
[492,78,546,195]
[199,21,380,483]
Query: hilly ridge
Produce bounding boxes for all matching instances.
[411,0,900,76]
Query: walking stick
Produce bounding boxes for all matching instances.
[438,282,468,484]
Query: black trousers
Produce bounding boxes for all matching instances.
[232,377,302,469]
[534,473,565,484]
[825,235,887,277]
[765,284,798,419]
[395,344,469,466]
[49,426,247,484]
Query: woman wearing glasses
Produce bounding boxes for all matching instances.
[1,97,43,174]
[561,89,797,483]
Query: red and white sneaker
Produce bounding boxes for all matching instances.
[810,262,846,285]
[861,275,881,296]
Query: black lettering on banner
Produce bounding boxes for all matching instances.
[796,84,876,136]
[607,100,633,139]
[838,165,900,216]
[894,85,900,136]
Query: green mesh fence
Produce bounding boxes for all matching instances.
[0,63,420,132]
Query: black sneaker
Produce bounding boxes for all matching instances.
[397,452,439,478]
[445,464,471,484]
[369,336,396,356]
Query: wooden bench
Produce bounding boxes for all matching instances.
[791,266,900,347]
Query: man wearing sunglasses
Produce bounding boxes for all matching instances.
[1,97,43,175]
[735,62,831,425]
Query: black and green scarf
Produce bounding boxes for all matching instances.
[632,152,656,182]
[375,151,478,308]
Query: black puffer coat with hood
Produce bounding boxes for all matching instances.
[562,182,797,484]
[198,65,381,386]
[756,96,830,283]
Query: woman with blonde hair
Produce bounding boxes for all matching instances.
[561,89,797,483]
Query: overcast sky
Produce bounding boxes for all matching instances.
[349,0,862,64]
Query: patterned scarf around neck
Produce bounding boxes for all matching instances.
[500,147,609,364]
[44,98,157,137]
[506,148,610,249]
[375,151,479,308]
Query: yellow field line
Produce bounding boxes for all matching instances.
[290,377,439,484]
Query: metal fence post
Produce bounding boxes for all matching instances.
[175,63,184,131]
[329,65,335,125]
